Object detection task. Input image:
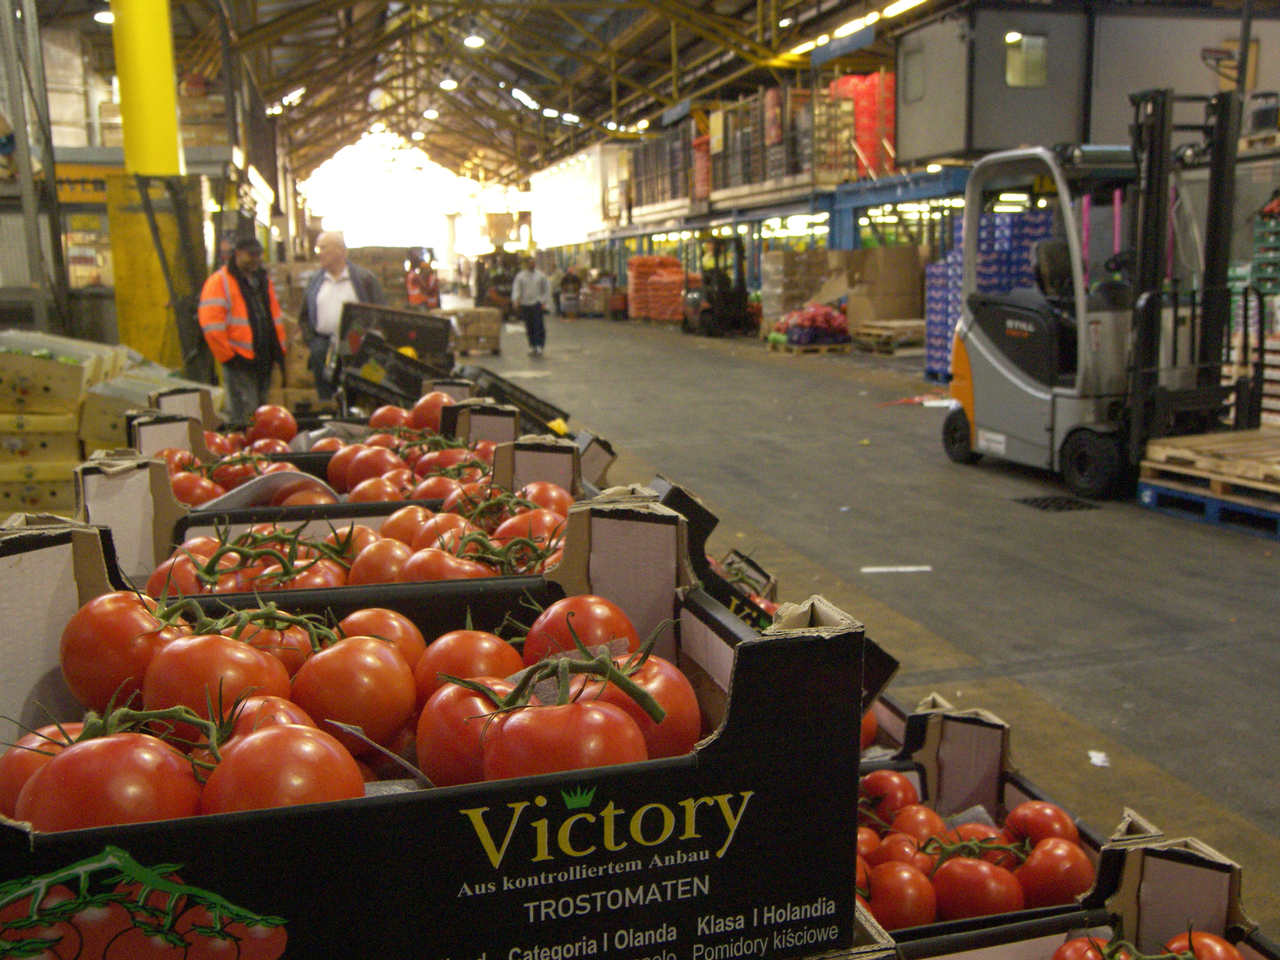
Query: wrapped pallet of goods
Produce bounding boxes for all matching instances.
[626,255,680,320]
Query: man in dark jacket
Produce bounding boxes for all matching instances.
[298,231,384,399]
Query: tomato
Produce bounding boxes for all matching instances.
[338,608,428,669]
[60,591,178,712]
[279,558,348,591]
[176,535,223,560]
[326,442,370,492]
[203,430,232,456]
[146,552,208,598]
[248,437,291,456]
[409,391,454,432]
[368,404,412,430]
[412,446,474,477]
[864,831,934,873]
[482,700,648,780]
[384,467,416,493]
[399,547,492,582]
[156,446,200,475]
[416,678,517,786]
[410,512,481,551]
[1053,938,1132,960]
[410,474,465,501]
[931,857,1025,920]
[16,732,202,830]
[103,925,188,959]
[1165,934,1243,960]
[347,476,405,502]
[858,826,881,860]
[200,724,364,814]
[522,595,640,666]
[571,653,701,759]
[516,480,574,516]
[347,446,409,488]
[1002,801,1080,847]
[170,471,226,506]
[380,504,435,544]
[322,522,380,560]
[232,622,315,676]
[229,694,316,736]
[859,769,920,829]
[413,629,524,707]
[1015,838,1096,908]
[291,636,417,756]
[310,436,345,453]
[866,862,937,931]
[269,475,332,506]
[209,458,259,490]
[142,633,292,740]
[861,708,878,751]
[246,404,298,443]
[0,722,84,820]
[365,431,400,450]
[282,487,340,507]
[491,508,566,549]
[346,538,413,585]
[890,803,950,846]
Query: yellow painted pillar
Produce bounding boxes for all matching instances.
[108,0,184,176]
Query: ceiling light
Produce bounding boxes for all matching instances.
[637,119,649,130]
[266,104,283,116]
[93,9,114,23]
[543,107,559,118]
[464,33,485,49]
[370,121,386,133]
[281,86,306,106]
[563,113,580,124]
[778,17,793,27]
[411,131,426,141]
[1005,31,1023,44]
[883,0,928,17]
[440,77,458,91]
[834,17,867,38]
[816,34,830,46]
[606,121,618,131]
[926,163,942,173]
[423,108,439,120]
[789,39,817,55]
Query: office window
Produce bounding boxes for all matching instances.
[1006,33,1048,88]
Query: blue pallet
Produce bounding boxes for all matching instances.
[1137,481,1280,541]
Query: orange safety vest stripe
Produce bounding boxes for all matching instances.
[198,267,285,364]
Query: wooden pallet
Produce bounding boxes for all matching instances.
[852,319,926,355]
[1138,461,1280,510]
[1143,429,1280,485]
[1138,479,1280,541]
[767,341,852,355]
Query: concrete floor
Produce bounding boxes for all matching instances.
[468,307,1280,933]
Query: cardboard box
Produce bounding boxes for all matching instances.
[0,412,82,462]
[0,332,115,414]
[847,292,923,330]
[0,509,896,960]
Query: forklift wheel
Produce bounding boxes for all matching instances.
[1060,429,1122,500]
[942,408,982,465]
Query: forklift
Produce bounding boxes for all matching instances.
[473,250,522,322]
[942,87,1265,499]
[681,234,754,336]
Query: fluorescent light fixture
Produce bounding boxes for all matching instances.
[93,10,114,23]
[779,17,793,27]
[424,108,439,120]
[266,104,283,116]
[440,77,458,91]
[789,39,817,55]
[606,121,618,131]
[281,87,306,106]
[543,107,559,118]
[834,17,867,38]
[370,121,386,133]
[1005,31,1023,44]
[637,119,649,130]
[815,34,830,46]
[998,192,1029,202]
[411,131,426,141]
[883,0,928,18]
[464,34,485,48]
[865,12,880,24]
[992,203,1026,212]
[1037,198,1049,208]
[563,113,580,124]
[926,163,943,173]
[512,88,539,110]
[737,224,748,234]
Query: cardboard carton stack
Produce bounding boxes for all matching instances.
[445,306,503,356]
[760,249,829,335]
[843,245,925,331]
[0,331,124,518]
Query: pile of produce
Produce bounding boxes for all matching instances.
[769,304,851,346]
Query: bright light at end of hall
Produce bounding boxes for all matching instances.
[93,10,114,23]
[883,0,928,18]
[1005,31,1023,44]
[440,78,459,91]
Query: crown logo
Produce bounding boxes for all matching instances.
[562,785,597,810]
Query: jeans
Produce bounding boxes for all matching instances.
[518,303,545,350]
[222,358,274,426]
[308,336,337,400]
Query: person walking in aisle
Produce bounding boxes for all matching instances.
[511,256,551,356]
[299,231,384,399]
[198,235,286,425]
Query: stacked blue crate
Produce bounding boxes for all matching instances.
[925,210,1056,381]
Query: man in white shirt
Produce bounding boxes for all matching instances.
[299,231,384,399]
[510,257,551,356]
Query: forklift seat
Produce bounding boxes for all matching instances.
[1033,240,1075,301]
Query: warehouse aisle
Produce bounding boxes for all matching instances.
[477,312,1280,930]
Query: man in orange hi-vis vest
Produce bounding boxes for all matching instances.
[198,235,286,425]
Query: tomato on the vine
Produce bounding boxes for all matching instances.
[0,722,84,819]
[865,862,937,931]
[1002,800,1079,847]
[482,700,648,780]
[1164,933,1243,960]
[1015,837,1096,907]
[416,677,518,787]
[246,404,297,443]
[409,391,454,432]
[413,629,523,706]
[60,591,180,712]
[338,608,428,669]
[522,595,640,666]
[200,724,365,814]
[346,538,413,585]
[931,857,1025,920]
[516,481,574,516]
[859,769,920,829]
[570,653,701,759]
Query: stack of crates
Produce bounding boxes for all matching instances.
[925,219,964,381]
[974,209,1054,296]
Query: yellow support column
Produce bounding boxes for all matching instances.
[108,0,184,176]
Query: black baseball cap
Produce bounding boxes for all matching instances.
[234,235,264,254]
